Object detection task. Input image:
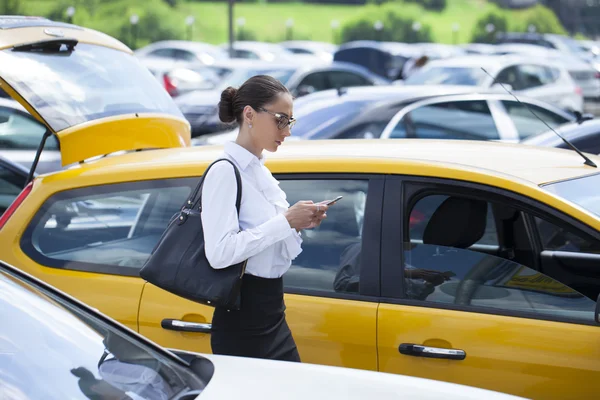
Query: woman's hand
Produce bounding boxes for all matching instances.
[285,201,329,230]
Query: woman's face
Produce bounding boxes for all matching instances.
[251,92,294,153]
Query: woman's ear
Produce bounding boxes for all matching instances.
[243,105,254,125]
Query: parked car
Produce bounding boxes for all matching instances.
[403,54,584,112]
[495,32,593,61]
[280,40,338,63]
[2,16,600,400]
[0,97,62,173]
[175,61,388,136]
[195,85,576,145]
[491,44,600,101]
[0,260,526,400]
[521,119,600,155]
[219,41,297,62]
[134,40,229,73]
[0,154,30,217]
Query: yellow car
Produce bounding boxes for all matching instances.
[1,16,600,400]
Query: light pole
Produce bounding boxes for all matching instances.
[228,0,234,58]
[130,14,139,49]
[528,24,536,33]
[373,20,383,41]
[285,18,294,41]
[452,22,460,44]
[66,6,75,24]
[185,16,195,41]
[485,23,495,42]
[411,21,421,42]
[330,19,340,43]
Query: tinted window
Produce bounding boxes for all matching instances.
[232,49,260,59]
[148,48,175,58]
[535,217,600,254]
[292,100,368,139]
[22,180,193,274]
[173,49,197,62]
[518,65,547,89]
[287,48,312,54]
[403,194,595,322]
[0,163,26,215]
[0,268,205,399]
[297,72,329,92]
[543,173,600,218]
[328,71,371,88]
[0,106,58,150]
[280,179,369,293]
[496,66,523,90]
[405,66,488,86]
[502,101,570,139]
[390,101,500,140]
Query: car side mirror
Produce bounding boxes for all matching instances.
[296,85,315,97]
[594,294,600,324]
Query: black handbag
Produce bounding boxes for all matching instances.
[139,158,247,310]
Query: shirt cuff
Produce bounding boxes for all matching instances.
[259,213,293,240]
[282,229,303,260]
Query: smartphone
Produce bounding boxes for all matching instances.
[324,196,343,206]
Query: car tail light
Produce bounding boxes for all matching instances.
[163,74,178,97]
[575,86,583,96]
[0,182,33,230]
[595,72,600,79]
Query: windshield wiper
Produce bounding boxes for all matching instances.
[481,67,597,168]
[12,38,78,53]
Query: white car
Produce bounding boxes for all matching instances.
[403,54,584,112]
[0,259,525,400]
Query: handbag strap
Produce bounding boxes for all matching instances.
[187,158,242,215]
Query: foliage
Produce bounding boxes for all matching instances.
[471,10,508,43]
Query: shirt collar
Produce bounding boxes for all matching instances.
[224,141,265,170]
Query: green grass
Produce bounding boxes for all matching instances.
[19,0,565,47]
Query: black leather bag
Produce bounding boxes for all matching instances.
[139,158,247,310]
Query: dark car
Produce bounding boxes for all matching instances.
[521,119,600,155]
[174,60,388,137]
[288,85,575,141]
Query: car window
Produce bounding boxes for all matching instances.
[518,65,551,89]
[328,71,371,88]
[0,268,205,400]
[402,193,596,323]
[173,49,197,62]
[291,100,369,139]
[0,163,26,215]
[0,106,58,150]
[22,180,194,275]
[297,72,329,92]
[501,100,570,139]
[535,217,600,254]
[390,101,500,140]
[279,179,369,293]
[287,48,313,54]
[233,49,260,59]
[147,48,175,59]
[542,173,600,218]
[496,66,524,91]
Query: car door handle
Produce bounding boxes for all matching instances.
[399,343,466,360]
[161,319,212,333]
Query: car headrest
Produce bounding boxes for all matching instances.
[423,197,488,248]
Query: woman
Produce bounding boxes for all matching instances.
[200,75,328,362]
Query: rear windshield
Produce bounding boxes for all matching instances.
[0,43,184,132]
[543,173,600,217]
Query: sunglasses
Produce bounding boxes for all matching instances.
[258,107,296,130]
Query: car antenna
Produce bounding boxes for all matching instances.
[481,67,597,168]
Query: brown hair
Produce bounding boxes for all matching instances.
[218,75,289,124]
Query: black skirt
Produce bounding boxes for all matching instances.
[210,273,301,362]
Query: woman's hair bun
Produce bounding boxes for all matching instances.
[218,86,238,123]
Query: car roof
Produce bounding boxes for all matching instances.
[425,54,532,69]
[523,120,600,147]
[49,139,599,188]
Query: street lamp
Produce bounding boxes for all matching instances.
[485,23,495,34]
[452,22,460,44]
[528,24,536,33]
[330,19,340,43]
[374,20,383,41]
[236,17,246,40]
[285,18,294,41]
[66,6,75,24]
[412,21,422,32]
[130,14,139,49]
[185,15,195,41]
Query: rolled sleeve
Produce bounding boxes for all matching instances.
[282,229,303,260]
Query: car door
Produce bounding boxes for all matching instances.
[377,176,600,399]
[18,178,195,332]
[382,100,504,142]
[138,174,383,371]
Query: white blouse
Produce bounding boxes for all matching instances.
[200,142,303,278]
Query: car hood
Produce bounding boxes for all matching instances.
[198,354,525,400]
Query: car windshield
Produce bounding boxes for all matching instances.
[0,43,184,132]
[292,99,369,139]
[0,267,207,399]
[405,66,488,86]
[543,173,600,217]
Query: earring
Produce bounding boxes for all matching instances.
[248,123,253,128]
